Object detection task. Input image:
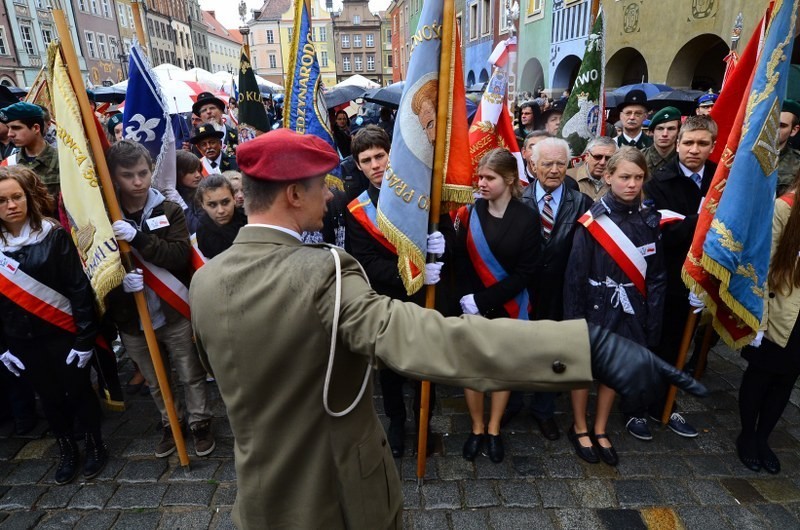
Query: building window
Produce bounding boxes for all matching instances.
[354,55,362,71]
[318,26,326,42]
[269,54,276,68]
[353,14,361,24]
[320,50,328,67]
[101,0,111,18]
[386,29,391,41]
[366,33,373,47]
[127,5,134,26]
[109,36,118,60]
[500,1,509,31]
[41,27,53,46]
[342,56,351,71]
[288,27,293,41]
[118,4,128,27]
[266,29,274,44]
[97,34,108,60]
[90,0,99,16]
[469,3,478,40]
[353,34,361,47]
[78,0,88,11]
[527,0,543,17]
[367,54,374,71]
[0,28,7,55]
[341,34,349,48]
[21,24,36,55]
[481,0,491,35]
[387,54,392,67]
[84,31,97,58]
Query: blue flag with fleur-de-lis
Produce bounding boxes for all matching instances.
[123,43,179,203]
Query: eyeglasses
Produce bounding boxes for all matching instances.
[621,111,645,118]
[0,194,26,208]
[587,152,612,162]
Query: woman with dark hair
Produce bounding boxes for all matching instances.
[0,166,107,484]
[196,174,247,259]
[737,178,800,474]
[176,149,205,234]
[453,148,540,464]
[332,109,352,158]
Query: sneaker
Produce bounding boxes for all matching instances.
[625,417,653,441]
[191,420,216,457]
[664,413,698,438]
[155,426,177,458]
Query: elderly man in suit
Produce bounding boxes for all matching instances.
[189,129,705,530]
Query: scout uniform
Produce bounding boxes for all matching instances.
[641,106,681,176]
[615,90,653,150]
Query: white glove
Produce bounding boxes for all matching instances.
[688,291,705,314]
[112,220,137,242]
[427,231,446,256]
[749,330,764,348]
[123,269,144,293]
[460,294,480,315]
[424,262,443,285]
[66,348,94,369]
[0,350,25,377]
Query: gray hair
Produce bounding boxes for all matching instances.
[584,136,618,154]
[531,137,571,163]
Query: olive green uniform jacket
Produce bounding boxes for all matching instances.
[777,146,800,197]
[16,143,60,199]
[190,226,592,530]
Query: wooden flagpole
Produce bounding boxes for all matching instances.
[661,310,698,425]
[130,1,150,58]
[50,1,190,467]
[416,0,455,483]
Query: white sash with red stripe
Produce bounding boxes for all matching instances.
[189,233,208,272]
[1,153,18,167]
[201,157,221,176]
[658,209,685,227]
[130,249,191,320]
[578,210,648,297]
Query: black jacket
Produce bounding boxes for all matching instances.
[197,207,247,259]
[616,133,653,150]
[643,158,717,299]
[454,198,540,318]
[340,156,370,203]
[0,223,97,352]
[218,152,239,172]
[563,194,667,348]
[521,182,593,320]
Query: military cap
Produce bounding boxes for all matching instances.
[107,113,124,135]
[782,99,800,119]
[0,102,44,123]
[237,129,339,181]
[649,106,682,129]
[697,92,718,107]
[192,91,226,116]
[642,119,651,129]
[190,123,225,144]
[616,89,651,112]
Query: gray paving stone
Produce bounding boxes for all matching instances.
[121,437,159,457]
[449,508,489,530]
[158,509,214,529]
[614,479,663,507]
[542,454,584,479]
[117,459,168,483]
[554,508,603,530]
[68,483,117,510]
[720,505,767,529]
[436,456,474,481]
[569,479,615,508]
[421,481,461,510]
[488,508,555,529]
[37,510,83,529]
[3,460,52,485]
[751,504,800,528]
[462,480,498,508]
[168,458,220,481]
[36,483,80,509]
[409,509,449,530]
[498,480,540,508]
[214,460,236,482]
[90,458,126,482]
[474,458,513,479]
[107,483,168,509]
[0,439,26,461]
[210,509,235,530]
[75,510,121,530]
[676,506,732,529]
[402,480,422,509]
[212,483,237,508]
[112,510,161,529]
[684,454,733,476]
[402,458,438,481]
[162,482,216,507]
[656,479,700,505]
[536,479,577,508]
[596,508,646,529]
[0,509,45,529]
[510,455,546,477]
[0,485,47,510]
[687,479,738,505]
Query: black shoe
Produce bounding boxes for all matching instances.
[55,436,80,485]
[534,416,560,441]
[757,439,780,474]
[736,434,760,472]
[591,433,619,466]
[500,404,523,428]
[13,417,37,436]
[387,419,405,458]
[83,432,108,479]
[462,433,484,461]
[486,434,504,463]
[568,426,599,464]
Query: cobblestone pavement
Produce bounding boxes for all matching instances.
[2,342,800,529]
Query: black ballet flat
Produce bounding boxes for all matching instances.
[462,433,484,462]
[757,440,780,474]
[736,435,761,472]
[568,426,599,464]
[486,434,504,463]
[591,433,619,466]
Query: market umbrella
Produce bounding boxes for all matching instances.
[89,86,127,103]
[325,85,366,109]
[648,89,706,114]
[362,82,404,109]
[605,82,673,107]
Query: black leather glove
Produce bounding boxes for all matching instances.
[588,324,709,416]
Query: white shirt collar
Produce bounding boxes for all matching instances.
[534,180,564,204]
[623,131,642,144]
[678,162,704,178]
[247,223,303,242]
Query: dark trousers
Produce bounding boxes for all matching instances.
[379,368,435,427]
[8,332,102,438]
[739,348,800,442]
[0,368,37,421]
[647,294,692,418]
[507,391,556,420]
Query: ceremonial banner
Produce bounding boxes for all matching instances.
[684,0,798,348]
[558,9,604,155]
[48,44,125,311]
[237,50,271,142]
[123,44,178,203]
[25,67,52,113]
[469,39,525,185]
[377,3,472,295]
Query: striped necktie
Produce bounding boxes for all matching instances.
[541,193,554,240]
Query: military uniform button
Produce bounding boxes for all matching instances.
[552,361,566,374]
[769,292,776,298]
[593,305,599,310]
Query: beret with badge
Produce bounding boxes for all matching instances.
[0,102,44,123]
[107,113,124,135]
[649,106,682,129]
[190,123,225,144]
[782,99,800,120]
[237,128,339,181]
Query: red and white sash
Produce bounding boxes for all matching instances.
[200,157,221,176]
[1,153,17,167]
[658,209,685,227]
[130,249,191,320]
[578,210,648,297]
[779,191,795,208]
[189,233,208,272]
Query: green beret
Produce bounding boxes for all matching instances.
[649,106,682,129]
[0,102,44,123]
[782,99,800,119]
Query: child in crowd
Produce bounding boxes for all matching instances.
[176,150,205,234]
[222,170,244,209]
[196,174,247,259]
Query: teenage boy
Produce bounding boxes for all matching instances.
[0,102,60,199]
[642,106,682,175]
[106,140,215,458]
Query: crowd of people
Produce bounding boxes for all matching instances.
[0,76,797,502]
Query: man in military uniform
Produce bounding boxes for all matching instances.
[192,91,238,155]
[189,124,239,175]
[695,92,717,116]
[616,90,653,150]
[777,99,800,196]
[0,102,60,201]
[189,129,705,530]
[642,106,681,176]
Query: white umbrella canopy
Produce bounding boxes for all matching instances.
[152,63,193,81]
[187,67,218,85]
[335,74,379,89]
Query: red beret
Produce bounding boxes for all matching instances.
[236,129,340,181]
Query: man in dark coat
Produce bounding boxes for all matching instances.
[190,124,239,174]
[616,90,653,150]
[192,91,238,154]
[640,115,718,441]
[504,137,593,439]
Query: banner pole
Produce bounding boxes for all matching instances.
[661,310,698,425]
[130,1,150,58]
[51,1,190,467]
